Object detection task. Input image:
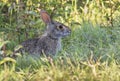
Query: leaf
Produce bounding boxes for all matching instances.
[25,11,38,16]
[0,41,9,49]
[0,57,16,65]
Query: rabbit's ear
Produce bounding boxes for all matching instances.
[40,10,51,24]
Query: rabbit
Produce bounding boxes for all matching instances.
[16,10,71,57]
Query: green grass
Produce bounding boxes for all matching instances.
[0,22,120,81]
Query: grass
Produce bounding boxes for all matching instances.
[0,22,120,81]
[0,0,120,80]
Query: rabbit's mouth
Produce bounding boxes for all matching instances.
[53,32,70,38]
[62,32,71,37]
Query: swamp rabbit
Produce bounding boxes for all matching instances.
[16,10,71,57]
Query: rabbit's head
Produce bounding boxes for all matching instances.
[40,10,71,39]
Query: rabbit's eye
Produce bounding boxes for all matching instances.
[58,25,63,30]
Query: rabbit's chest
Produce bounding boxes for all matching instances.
[49,40,61,50]
[44,39,61,54]
[56,39,61,51]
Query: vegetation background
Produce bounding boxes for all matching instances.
[0,0,120,81]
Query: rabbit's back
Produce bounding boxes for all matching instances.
[21,36,60,56]
[21,38,39,54]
